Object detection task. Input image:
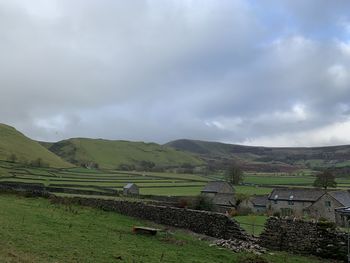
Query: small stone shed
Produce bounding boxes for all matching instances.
[201,181,235,212]
[239,194,268,214]
[250,195,268,213]
[335,207,350,227]
[123,183,139,195]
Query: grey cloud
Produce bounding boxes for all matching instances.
[0,0,350,146]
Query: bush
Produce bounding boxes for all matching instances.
[228,208,238,217]
[30,158,49,168]
[118,164,135,171]
[151,166,165,172]
[237,207,252,216]
[192,195,214,211]
[136,161,155,171]
[177,198,190,208]
[272,211,281,217]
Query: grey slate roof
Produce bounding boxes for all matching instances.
[124,183,136,189]
[251,195,268,207]
[268,188,325,202]
[201,181,234,194]
[213,193,235,206]
[329,190,350,206]
[335,206,350,215]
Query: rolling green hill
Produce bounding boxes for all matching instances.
[0,124,72,168]
[166,139,350,172]
[46,138,204,169]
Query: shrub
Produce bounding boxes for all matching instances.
[272,211,281,217]
[237,207,252,216]
[177,198,190,208]
[192,195,214,211]
[228,208,238,217]
[30,158,49,168]
[118,164,135,171]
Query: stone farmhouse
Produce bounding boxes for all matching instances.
[123,183,139,195]
[201,181,235,212]
[268,188,324,217]
[241,195,268,214]
[268,188,350,224]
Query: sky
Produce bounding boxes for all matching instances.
[1,0,350,147]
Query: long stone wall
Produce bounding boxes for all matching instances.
[0,183,248,241]
[49,195,249,241]
[0,181,191,204]
[0,182,118,197]
[260,217,347,261]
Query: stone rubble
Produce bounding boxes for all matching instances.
[213,238,267,255]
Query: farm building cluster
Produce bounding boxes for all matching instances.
[123,180,350,226]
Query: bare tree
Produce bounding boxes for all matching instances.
[225,163,244,185]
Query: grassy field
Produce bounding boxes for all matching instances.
[0,193,328,263]
[0,124,71,168]
[0,161,278,196]
[2,159,350,198]
[46,138,204,169]
[234,185,273,195]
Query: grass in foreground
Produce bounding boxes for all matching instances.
[0,193,329,263]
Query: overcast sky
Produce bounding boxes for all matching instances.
[1,0,350,146]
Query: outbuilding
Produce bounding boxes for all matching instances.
[201,181,235,212]
[123,183,139,195]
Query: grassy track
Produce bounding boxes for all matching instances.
[0,193,327,263]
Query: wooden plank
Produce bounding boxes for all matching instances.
[132,226,160,235]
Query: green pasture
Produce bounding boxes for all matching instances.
[140,186,204,196]
[234,185,273,195]
[244,175,315,186]
[1,160,350,197]
[0,193,328,263]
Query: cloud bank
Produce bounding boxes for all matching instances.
[1,0,350,146]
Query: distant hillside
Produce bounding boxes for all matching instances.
[46,138,204,169]
[166,139,350,172]
[0,124,72,168]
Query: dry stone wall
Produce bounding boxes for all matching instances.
[49,195,249,241]
[260,217,347,261]
[0,183,248,241]
[0,182,117,197]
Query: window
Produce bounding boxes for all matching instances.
[325,201,331,207]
